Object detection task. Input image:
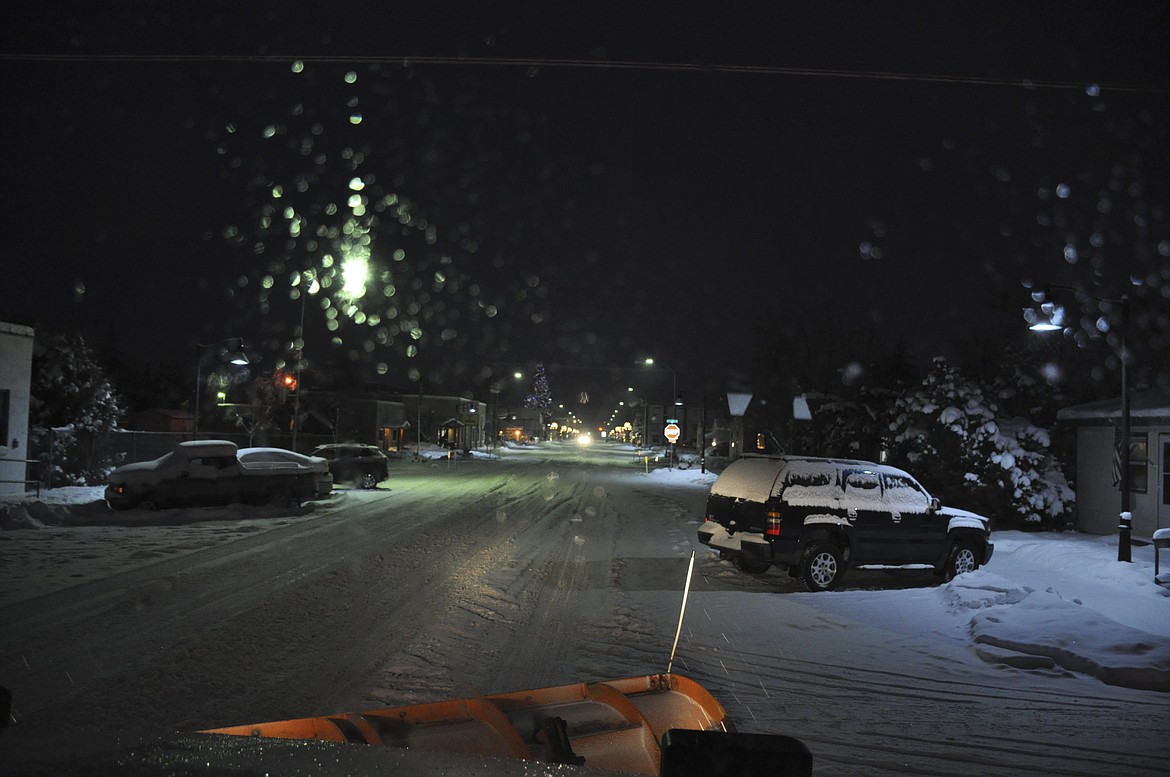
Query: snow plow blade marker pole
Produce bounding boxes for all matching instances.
[667,550,696,675]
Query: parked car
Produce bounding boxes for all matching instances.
[105,440,319,510]
[238,447,334,499]
[310,443,390,489]
[697,455,994,592]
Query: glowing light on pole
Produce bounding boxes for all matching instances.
[193,339,249,440]
[290,271,321,451]
[341,254,369,299]
[1026,287,1133,562]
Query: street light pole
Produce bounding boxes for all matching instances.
[193,338,248,440]
[641,357,684,447]
[292,291,306,452]
[700,395,707,474]
[193,347,203,441]
[1027,287,1132,562]
[1118,295,1132,562]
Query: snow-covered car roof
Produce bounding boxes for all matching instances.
[176,439,239,457]
[311,443,385,455]
[238,447,326,463]
[709,455,924,503]
[238,447,330,473]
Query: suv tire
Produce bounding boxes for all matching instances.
[943,539,980,581]
[736,558,771,574]
[799,542,845,592]
[358,471,378,489]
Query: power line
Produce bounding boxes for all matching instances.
[2,51,1166,94]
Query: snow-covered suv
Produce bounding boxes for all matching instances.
[697,455,993,591]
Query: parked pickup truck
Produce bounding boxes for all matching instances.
[105,440,320,510]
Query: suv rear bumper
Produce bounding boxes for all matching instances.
[697,523,777,567]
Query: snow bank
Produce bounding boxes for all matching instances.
[947,571,1170,692]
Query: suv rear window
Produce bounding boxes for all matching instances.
[709,458,785,502]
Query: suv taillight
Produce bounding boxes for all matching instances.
[765,511,782,537]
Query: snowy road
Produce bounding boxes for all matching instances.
[2,443,1168,775]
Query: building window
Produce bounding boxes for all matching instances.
[0,389,9,447]
[1129,433,1149,494]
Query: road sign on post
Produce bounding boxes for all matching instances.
[664,423,680,443]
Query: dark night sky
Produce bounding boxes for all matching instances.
[3,2,1168,420]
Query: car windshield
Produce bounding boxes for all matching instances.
[4,8,1169,776]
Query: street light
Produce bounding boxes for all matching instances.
[1026,286,1132,562]
[489,381,502,452]
[484,366,528,450]
[640,357,686,449]
[699,394,708,474]
[290,271,321,452]
[193,338,249,440]
[641,357,680,407]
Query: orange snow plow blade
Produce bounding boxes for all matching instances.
[203,673,730,776]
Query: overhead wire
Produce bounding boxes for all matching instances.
[2,52,1167,94]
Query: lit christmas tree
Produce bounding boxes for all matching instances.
[524,363,553,421]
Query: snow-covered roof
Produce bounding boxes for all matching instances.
[0,320,35,337]
[1056,386,1170,424]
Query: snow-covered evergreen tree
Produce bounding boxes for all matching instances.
[29,333,125,485]
[887,358,1072,528]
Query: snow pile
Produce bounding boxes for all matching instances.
[946,571,1170,692]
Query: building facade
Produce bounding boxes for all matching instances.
[0,321,35,495]
[1057,387,1170,539]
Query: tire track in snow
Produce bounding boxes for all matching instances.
[1,471,563,754]
[359,468,591,704]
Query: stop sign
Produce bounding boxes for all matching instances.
[663,423,681,443]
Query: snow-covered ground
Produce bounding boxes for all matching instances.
[1,443,1168,775]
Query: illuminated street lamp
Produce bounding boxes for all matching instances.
[640,358,686,450]
[641,357,682,407]
[290,270,322,452]
[1027,287,1132,562]
[193,338,249,440]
